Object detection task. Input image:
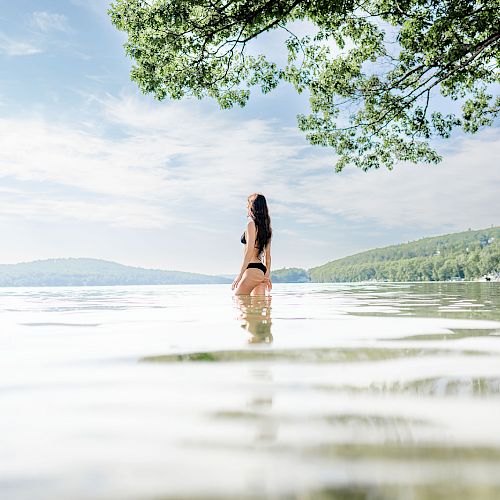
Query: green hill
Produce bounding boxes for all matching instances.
[2,227,498,286]
[271,267,310,283]
[0,258,231,287]
[309,227,499,282]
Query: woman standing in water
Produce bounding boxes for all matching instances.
[232,193,272,295]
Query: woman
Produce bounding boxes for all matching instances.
[232,193,272,295]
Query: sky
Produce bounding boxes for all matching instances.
[0,0,499,275]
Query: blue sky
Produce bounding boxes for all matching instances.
[0,0,499,275]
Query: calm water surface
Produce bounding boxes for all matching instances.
[1,282,499,500]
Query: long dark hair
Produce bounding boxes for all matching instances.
[248,193,272,255]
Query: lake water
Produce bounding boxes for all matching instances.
[1,282,499,500]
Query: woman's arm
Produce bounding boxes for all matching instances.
[232,221,257,290]
[264,240,272,290]
[265,241,271,276]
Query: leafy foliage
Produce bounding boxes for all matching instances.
[108,0,499,170]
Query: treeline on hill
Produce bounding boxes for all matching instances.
[0,258,231,286]
[309,227,499,282]
[271,267,310,283]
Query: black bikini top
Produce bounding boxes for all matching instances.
[241,229,265,259]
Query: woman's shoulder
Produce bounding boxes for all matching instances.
[246,219,256,229]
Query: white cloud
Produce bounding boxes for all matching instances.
[286,130,500,230]
[0,92,310,227]
[76,91,311,209]
[235,129,499,232]
[31,12,71,33]
[0,32,42,56]
[0,91,498,233]
[0,116,171,199]
[0,195,170,228]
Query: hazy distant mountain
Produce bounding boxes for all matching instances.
[218,274,237,280]
[0,258,232,286]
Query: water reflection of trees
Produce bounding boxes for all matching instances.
[346,283,500,321]
[234,295,273,344]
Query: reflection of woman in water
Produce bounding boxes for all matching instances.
[232,193,272,296]
[235,295,273,344]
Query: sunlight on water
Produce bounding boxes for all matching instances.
[0,283,499,499]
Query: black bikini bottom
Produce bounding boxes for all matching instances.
[246,262,267,274]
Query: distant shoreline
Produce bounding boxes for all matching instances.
[1,226,498,286]
[0,279,497,289]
